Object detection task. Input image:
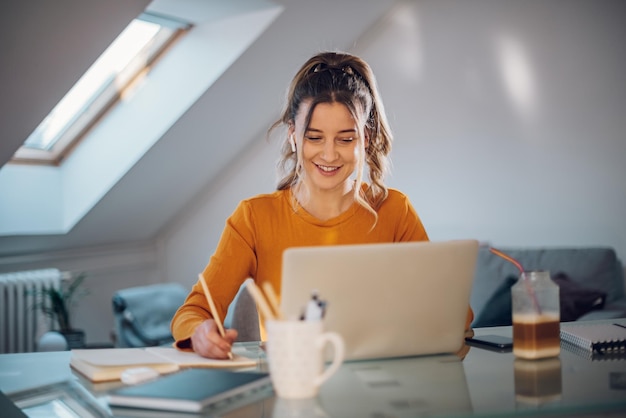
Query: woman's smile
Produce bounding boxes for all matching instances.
[315,163,342,175]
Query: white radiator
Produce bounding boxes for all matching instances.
[0,268,63,353]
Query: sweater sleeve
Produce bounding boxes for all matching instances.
[171,201,258,349]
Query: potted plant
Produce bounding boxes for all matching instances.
[37,272,88,349]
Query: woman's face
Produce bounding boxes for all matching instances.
[293,101,363,195]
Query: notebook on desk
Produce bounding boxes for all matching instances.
[280,239,480,361]
[107,368,271,413]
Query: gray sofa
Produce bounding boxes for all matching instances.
[470,246,626,328]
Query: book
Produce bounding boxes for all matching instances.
[70,347,258,383]
[560,321,626,354]
[106,368,271,413]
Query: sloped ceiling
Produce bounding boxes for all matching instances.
[0,0,151,167]
[0,0,395,257]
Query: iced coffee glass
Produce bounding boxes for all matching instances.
[512,271,560,359]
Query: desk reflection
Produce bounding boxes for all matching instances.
[225,354,471,418]
[514,357,562,407]
[271,397,330,418]
[315,354,472,418]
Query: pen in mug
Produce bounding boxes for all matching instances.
[301,290,327,321]
[198,273,233,360]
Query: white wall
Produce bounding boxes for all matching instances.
[161,135,281,289]
[366,0,626,257]
[163,0,626,284]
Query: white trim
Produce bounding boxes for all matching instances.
[0,240,158,278]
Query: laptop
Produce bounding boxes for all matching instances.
[280,239,479,361]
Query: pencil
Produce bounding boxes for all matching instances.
[261,281,284,320]
[198,273,233,360]
[245,280,276,322]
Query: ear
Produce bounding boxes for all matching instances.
[364,130,370,149]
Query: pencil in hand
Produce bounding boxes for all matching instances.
[198,273,233,360]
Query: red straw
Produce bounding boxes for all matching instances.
[489,247,542,314]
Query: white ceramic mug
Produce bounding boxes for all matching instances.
[265,319,344,399]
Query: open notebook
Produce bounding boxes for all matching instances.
[280,240,479,361]
[70,347,257,382]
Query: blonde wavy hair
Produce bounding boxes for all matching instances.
[268,51,393,223]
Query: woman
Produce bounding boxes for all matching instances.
[171,51,471,359]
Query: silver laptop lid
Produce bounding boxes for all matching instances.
[280,240,479,361]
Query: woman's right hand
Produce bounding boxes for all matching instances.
[190,319,238,359]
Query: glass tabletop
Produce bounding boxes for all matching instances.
[219,341,626,418]
[3,331,626,418]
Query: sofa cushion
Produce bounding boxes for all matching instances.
[472,272,608,327]
[553,273,607,321]
[472,275,517,327]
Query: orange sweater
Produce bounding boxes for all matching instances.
[171,188,472,348]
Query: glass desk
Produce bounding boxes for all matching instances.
[1,325,625,417]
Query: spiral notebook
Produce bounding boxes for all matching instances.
[560,321,626,354]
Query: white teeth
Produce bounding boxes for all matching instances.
[317,165,338,172]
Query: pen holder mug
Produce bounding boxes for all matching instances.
[265,319,345,399]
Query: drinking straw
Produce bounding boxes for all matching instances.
[488,247,542,314]
[488,247,524,274]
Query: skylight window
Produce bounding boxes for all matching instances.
[11,12,191,166]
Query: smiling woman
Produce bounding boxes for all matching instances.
[168,51,471,361]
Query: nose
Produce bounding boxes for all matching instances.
[320,140,338,161]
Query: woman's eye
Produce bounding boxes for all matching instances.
[305,136,322,141]
[338,137,355,144]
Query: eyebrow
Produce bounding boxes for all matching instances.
[306,128,357,134]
